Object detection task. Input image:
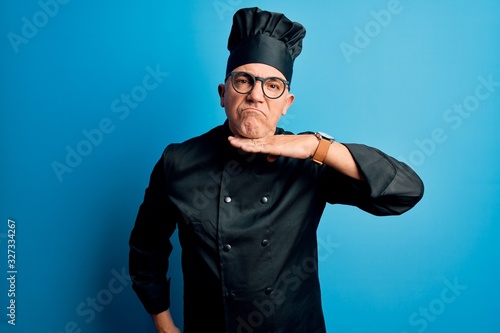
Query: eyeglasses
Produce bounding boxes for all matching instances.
[226,71,289,99]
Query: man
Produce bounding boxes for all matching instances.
[129,7,424,333]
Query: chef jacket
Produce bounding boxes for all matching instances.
[129,121,424,332]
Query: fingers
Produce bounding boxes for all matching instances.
[228,136,264,151]
[228,137,279,162]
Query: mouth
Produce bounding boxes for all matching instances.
[241,107,266,117]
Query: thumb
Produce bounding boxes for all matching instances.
[267,154,279,162]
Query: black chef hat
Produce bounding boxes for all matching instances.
[225,7,306,83]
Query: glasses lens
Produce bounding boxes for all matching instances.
[263,78,285,98]
[232,72,254,94]
[230,72,287,99]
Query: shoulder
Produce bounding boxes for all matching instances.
[165,124,224,153]
[160,124,226,171]
[276,126,295,135]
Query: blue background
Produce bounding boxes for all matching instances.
[1,0,499,332]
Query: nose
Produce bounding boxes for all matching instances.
[246,79,265,102]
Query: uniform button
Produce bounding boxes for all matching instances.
[223,244,232,252]
[224,196,232,203]
[261,239,269,247]
[260,196,269,204]
[264,287,273,295]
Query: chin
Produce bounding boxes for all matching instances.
[241,120,267,138]
[229,118,273,138]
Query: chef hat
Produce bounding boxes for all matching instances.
[225,7,306,83]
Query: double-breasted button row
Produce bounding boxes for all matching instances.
[226,288,273,297]
[223,241,269,250]
[223,196,269,204]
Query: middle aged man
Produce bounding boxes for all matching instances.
[129,7,424,333]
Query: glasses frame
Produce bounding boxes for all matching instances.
[225,71,290,99]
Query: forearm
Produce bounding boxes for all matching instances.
[312,136,424,205]
[321,140,364,181]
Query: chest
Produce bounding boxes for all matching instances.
[168,151,321,239]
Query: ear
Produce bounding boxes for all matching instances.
[281,93,295,116]
[218,84,226,107]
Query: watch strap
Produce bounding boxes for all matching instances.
[312,134,333,165]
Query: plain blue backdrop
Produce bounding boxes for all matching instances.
[1,1,499,332]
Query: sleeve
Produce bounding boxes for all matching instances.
[128,151,180,314]
[320,143,424,216]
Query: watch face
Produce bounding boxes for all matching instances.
[318,132,335,141]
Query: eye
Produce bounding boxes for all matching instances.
[265,78,284,91]
[234,73,253,86]
[235,78,249,84]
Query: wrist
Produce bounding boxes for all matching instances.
[311,132,335,165]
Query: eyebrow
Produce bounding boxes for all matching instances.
[239,71,286,80]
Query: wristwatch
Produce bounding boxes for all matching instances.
[311,132,335,165]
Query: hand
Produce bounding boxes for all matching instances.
[157,325,180,333]
[228,134,317,162]
[152,310,181,333]
[229,133,365,180]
